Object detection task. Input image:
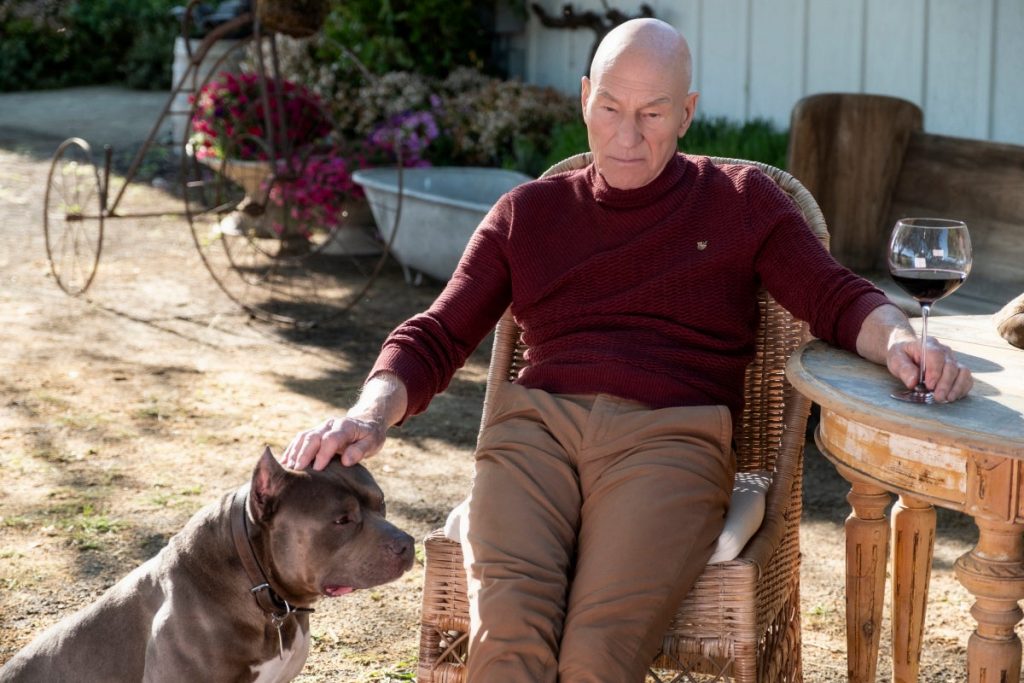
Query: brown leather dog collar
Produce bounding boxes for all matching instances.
[229,486,314,622]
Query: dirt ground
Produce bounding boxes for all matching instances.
[0,88,989,682]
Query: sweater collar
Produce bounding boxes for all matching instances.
[589,153,690,208]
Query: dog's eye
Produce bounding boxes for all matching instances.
[333,515,352,526]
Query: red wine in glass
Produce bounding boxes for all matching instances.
[887,218,972,403]
[889,268,967,305]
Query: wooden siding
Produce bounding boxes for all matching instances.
[524,0,1024,144]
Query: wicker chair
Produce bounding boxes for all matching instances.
[418,154,826,683]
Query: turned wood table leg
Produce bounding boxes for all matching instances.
[890,495,936,683]
[844,479,892,683]
[954,518,1024,683]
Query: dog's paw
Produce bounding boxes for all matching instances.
[994,292,1024,349]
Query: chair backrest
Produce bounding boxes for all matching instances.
[476,153,826,527]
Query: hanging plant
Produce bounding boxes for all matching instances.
[256,0,329,38]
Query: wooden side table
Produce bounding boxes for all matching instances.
[786,314,1024,682]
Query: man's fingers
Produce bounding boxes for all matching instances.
[288,431,320,470]
[920,340,973,403]
[934,362,973,403]
[282,432,311,468]
[900,361,920,389]
[889,348,920,389]
[950,367,974,401]
[887,338,972,403]
[340,445,364,467]
[284,416,386,471]
[311,419,354,471]
[281,435,298,465]
[313,419,376,470]
[281,417,341,470]
[340,437,378,467]
[929,351,959,401]
[312,443,337,471]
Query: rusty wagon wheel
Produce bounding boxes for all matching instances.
[182,146,396,328]
[181,38,396,328]
[43,137,105,296]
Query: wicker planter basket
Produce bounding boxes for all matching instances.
[207,157,272,200]
[257,0,329,37]
[196,156,283,239]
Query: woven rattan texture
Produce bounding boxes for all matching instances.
[417,155,824,682]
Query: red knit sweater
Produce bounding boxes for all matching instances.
[371,154,890,422]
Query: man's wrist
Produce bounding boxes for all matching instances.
[856,303,915,363]
[887,320,917,349]
[349,371,408,430]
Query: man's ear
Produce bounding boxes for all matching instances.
[580,76,592,124]
[677,91,700,138]
[250,446,287,521]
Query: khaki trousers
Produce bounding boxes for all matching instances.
[462,382,735,683]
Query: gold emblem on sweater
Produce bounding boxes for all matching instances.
[696,240,708,251]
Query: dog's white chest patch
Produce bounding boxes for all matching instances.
[250,626,310,683]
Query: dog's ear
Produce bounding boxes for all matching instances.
[250,447,287,521]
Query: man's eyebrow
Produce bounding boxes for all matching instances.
[594,88,672,108]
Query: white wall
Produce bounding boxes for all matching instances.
[524,0,1024,145]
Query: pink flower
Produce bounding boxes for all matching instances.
[190,71,332,161]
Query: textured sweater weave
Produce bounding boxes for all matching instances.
[371,154,890,422]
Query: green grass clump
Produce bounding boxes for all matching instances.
[541,116,790,172]
[682,117,790,169]
[70,505,123,550]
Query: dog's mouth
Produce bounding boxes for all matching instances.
[322,584,355,597]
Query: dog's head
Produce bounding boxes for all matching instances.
[247,448,415,605]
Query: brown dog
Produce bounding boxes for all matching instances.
[0,448,415,682]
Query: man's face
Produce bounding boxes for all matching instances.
[581,51,698,190]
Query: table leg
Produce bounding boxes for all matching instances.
[890,495,935,683]
[954,518,1024,683]
[845,479,892,683]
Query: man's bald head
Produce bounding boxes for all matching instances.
[590,19,693,97]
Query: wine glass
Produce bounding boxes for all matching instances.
[887,217,972,403]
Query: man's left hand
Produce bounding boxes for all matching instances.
[887,336,973,403]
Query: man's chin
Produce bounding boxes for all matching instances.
[596,159,657,190]
[603,171,653,191]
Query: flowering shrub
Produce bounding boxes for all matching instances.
[315,67,578,175]
[266,114,439,235]
[190,71,332,161]
[344,71,438,136]
[368,109,441,167]
[436,69,578,173]
[265,151,366,235]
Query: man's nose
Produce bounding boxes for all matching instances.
[615,115,643,147]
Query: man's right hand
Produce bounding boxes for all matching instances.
[282,372,409,471]
[282,415,387,471]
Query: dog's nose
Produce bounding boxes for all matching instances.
[388,531,414,559]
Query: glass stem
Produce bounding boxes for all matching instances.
[917,303,931,391]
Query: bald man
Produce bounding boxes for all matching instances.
[284,19,971,681]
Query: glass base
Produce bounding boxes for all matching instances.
[891,387,936,404]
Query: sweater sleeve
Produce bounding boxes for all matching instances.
[747,170,891,352]
[368,195,514,421]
